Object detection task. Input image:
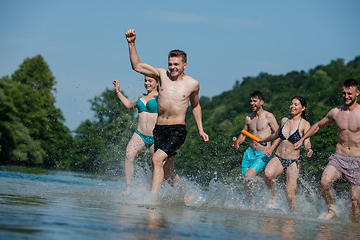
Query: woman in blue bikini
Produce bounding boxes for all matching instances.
[259,96,313,212]
[113,76,158,195]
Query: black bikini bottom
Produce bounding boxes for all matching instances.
[274,154,300,171]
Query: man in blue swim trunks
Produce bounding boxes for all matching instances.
[125,29,209,194]
[233,91,280,205]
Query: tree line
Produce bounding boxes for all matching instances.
[1,55,359,185]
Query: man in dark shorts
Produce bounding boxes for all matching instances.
[153,125,187,158]
[294,79,360,222]
[125,29,209,194]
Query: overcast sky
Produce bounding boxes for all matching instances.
[1,0,359,131]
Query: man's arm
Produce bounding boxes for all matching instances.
[294,111,335,149]
[190,85,209,142]
[303,137,313,157]
[233,121,249,151]
[125,29,161,79]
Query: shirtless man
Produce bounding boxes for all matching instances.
[233,91,280,205]
[125,29,209,194]
[294,79,360,222]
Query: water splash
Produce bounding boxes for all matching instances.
[113,161,354,222]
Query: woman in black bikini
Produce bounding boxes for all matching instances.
[259,96,313,212]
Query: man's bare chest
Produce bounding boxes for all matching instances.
[248,118,269,132]
[335,111,360,133]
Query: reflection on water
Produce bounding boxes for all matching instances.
[1,165,360,240]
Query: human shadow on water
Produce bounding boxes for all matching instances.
[259,218,296,240]
[118,203,199,240]
[118,204,169,239]
[315,222,360,240]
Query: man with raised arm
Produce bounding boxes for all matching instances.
[294,79,360,222]
[125,29,209,194]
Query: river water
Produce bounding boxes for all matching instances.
[1,165,359,240]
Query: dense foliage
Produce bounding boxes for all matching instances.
[0,55,73,167]
[1,55,359,185]
[177,57,360,183]
[71,88,138,172]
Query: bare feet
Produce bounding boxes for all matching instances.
[249,197,255,207]
[143,192,157,203]
[349,213,360,223]
[267,197,278,209]
[184,193,194,204]
[319,207,337,220]
[121,188,131,196]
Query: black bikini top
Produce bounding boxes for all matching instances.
[278,118,302,144]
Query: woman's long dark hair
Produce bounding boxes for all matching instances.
[292,96,307,119]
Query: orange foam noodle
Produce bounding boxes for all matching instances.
[241,130,260,142]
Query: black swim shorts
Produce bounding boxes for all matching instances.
[153,124,187,157]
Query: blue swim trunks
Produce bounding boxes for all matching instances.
[241,147,271,176]
[135,129,154,148]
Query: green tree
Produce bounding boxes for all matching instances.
[0,55,73,167]
[72,89,137,172]
[0,76,45,164]
[176,56,360,184]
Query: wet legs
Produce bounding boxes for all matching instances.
[264,157,283,208]
[319,165,341,220]
[122,133,147,195]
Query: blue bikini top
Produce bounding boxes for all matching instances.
[136,94,158,113]
[278,118,302,144]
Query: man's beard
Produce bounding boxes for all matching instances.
[344,98,356,106]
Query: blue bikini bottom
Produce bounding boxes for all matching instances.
[135,129,154,148]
